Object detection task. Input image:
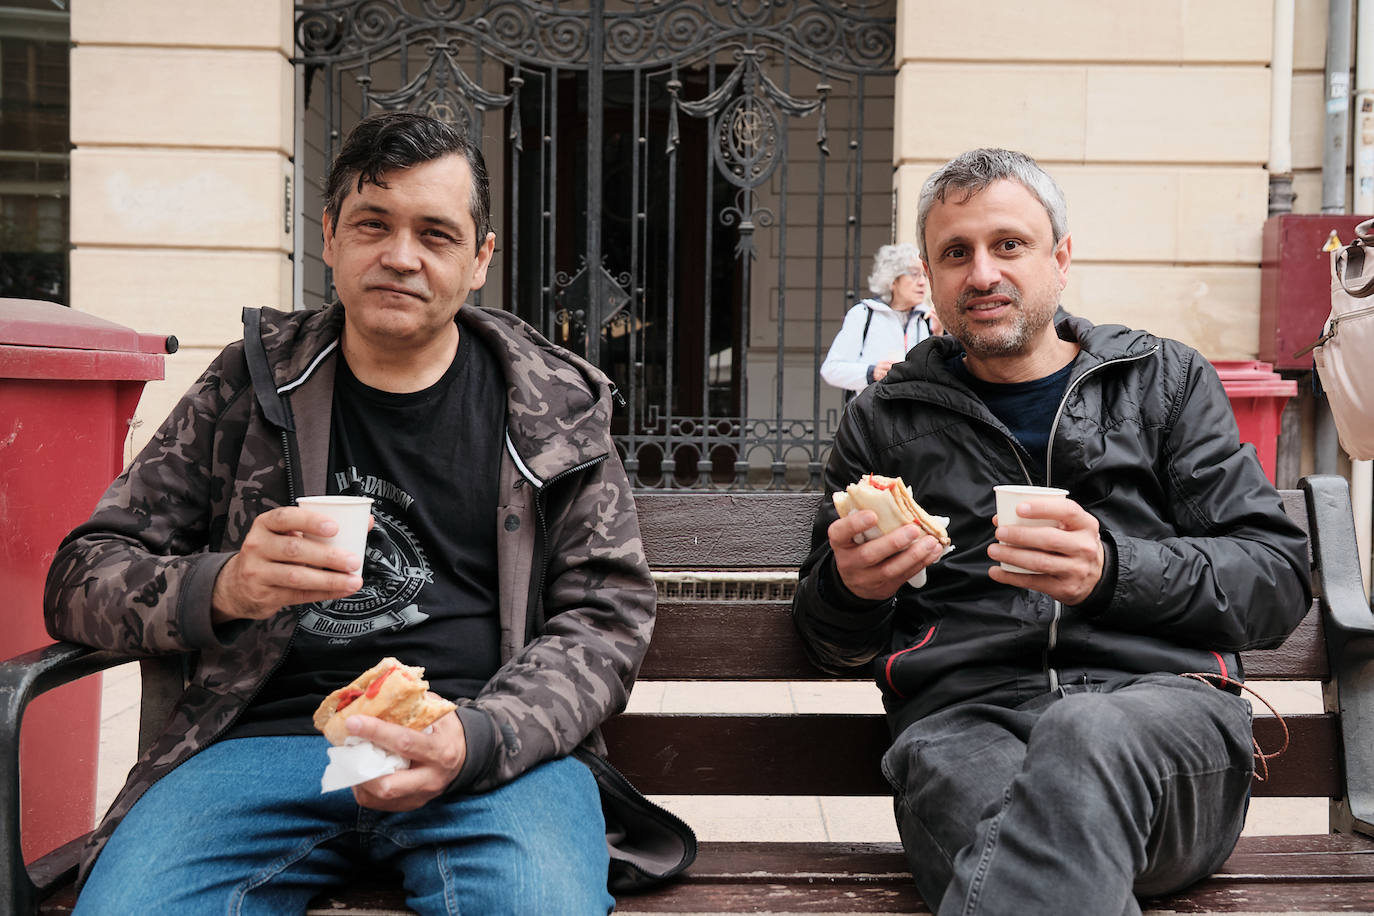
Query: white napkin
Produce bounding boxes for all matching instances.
[320,737,411,793]
[852,515,954,588]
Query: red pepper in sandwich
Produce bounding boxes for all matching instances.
[311,657,457,746]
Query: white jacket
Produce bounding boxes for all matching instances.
[820,298,935,393]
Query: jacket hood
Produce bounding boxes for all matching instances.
[458,305,615,485]
[244,304,615,486]
[860,296,931,315]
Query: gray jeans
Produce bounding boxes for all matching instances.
[882,673,1255,916]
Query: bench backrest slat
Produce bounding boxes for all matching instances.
[637,492,819,569]
[635,490,1327,682]
[641,600,1330,682]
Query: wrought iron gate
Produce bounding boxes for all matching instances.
[295,0,896,489]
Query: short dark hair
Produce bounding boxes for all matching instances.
[324,110,492,241]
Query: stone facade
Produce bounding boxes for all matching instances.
[69,0,294,456]
[66,0,1346,448]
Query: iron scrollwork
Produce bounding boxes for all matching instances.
[554,259,633,347]
[298,0,892,74]
[667,49,824,264]
[295,0,897,492]
[367,41,515,132]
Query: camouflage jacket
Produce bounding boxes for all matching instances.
[44,303,656,880]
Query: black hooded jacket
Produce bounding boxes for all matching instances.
[792,312,1312,735]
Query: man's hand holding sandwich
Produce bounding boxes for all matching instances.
[345,712,467,813]
[829,511,945,600]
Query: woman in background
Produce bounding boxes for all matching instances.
[820,243,940,395]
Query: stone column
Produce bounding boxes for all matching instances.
[69,0,295,455]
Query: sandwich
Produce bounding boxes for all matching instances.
[312,657,457,746]
[833,473,952,547]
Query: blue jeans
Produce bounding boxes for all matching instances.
[883,674,1255,916]
[75,736,615,916]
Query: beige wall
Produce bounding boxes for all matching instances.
[892,0,1294,360]
[69,0,295,457]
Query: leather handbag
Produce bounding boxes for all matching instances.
[1301,219,1374,459]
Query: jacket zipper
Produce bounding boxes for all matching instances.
[280,428,299,504]
[192,421,306,745]
[1040,346,1160,692]
[1294,302,1374,357]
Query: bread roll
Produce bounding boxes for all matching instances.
[312,657,457,746]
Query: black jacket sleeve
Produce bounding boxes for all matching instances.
[791,392,898,673]
[1093,351,1311,650]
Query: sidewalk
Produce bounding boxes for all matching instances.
[97,669,1329,842]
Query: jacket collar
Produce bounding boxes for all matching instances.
[1053,310,1158,366]
[245,304,612,488]
[458,306,612,487]
[885,308,1157,393]
[862,297,932,318]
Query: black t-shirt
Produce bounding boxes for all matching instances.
[948,354,1074,484]
[229,329,506,738]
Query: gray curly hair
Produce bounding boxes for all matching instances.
[867,243,923,303]
[916,148,1067,260]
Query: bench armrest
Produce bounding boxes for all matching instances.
[1303,475,1374,837]
[0,642,141,914]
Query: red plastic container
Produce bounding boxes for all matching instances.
[0,298,170,862]
[1259,214,1372,370]
[1211,360,1297,485]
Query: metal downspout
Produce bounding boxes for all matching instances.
[1325,0,1354,215]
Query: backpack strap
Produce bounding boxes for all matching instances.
[858,304,875,357]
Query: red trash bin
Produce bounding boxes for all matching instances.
[1211,360,1297,486]
[0,298,172,862]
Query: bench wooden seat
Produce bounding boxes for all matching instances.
[4,476,1373,914]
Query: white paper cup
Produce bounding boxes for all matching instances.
[992,485,1068,574]
[296,495,373,575]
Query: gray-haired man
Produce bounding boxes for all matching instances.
[792,149,1311,914]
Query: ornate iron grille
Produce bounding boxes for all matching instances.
[295,0,896,490]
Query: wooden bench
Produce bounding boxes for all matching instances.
[4,475,1373,914]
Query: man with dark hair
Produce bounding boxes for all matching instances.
[792,148,1311,915]
[45,111,657,914]
[323,110,492,240]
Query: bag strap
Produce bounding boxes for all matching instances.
[1337,241,1374,298]
[858,303,875,357]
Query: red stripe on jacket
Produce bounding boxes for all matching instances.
[885,626,936,698]
[1212,651,1228,680]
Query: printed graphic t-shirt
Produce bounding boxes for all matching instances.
[228,329,506,738]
